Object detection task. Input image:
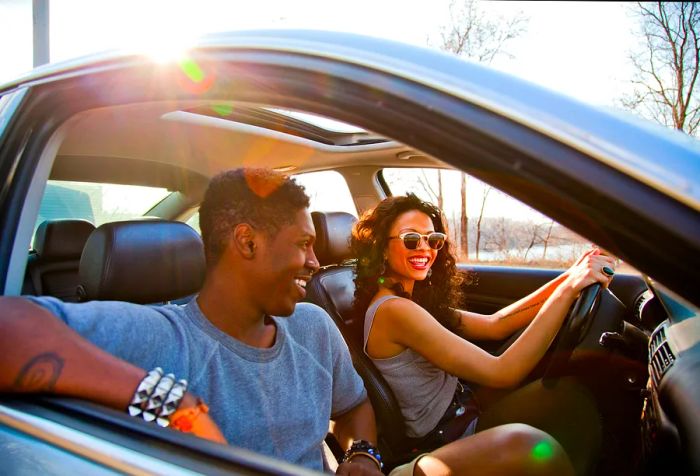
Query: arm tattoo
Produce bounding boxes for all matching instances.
[13,352,65,392]
[499,300,545,320]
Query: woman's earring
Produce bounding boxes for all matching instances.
[426,268,433,286]
[377,260,387,285]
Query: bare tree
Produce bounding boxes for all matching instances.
[436,0,528,61]
[449,211,460,251]
[541,220,555,260]
[416,170,439,204]
[488,217,509,260]
[522,222,542,261]
[474,186,491,260]
[623,2,700,135]
[433,0,527,261]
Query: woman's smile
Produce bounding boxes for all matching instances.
[407,255,431,270]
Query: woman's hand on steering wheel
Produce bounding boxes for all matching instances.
[560,249,617,297]
[542,249,618,381]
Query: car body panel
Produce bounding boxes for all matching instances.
[2,30,698,211]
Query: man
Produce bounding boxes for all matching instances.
[0,168,382,475]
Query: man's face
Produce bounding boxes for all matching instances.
[253,208,319,317]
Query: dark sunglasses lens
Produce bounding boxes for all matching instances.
[402,233,421,249]
[428,234,445,250]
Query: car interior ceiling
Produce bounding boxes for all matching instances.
[54,101,438,175]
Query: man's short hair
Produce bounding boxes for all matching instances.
[199,168,310,265]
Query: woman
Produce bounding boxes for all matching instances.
[351,194,616,476]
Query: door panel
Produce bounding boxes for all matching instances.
[458,264,648,321]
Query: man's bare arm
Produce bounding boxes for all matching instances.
[0,297,227,443]
[0,297,144,407]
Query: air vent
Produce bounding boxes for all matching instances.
[649,324,675,386]
[650,325,666,351]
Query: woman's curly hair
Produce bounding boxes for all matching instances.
[351,194,464,333]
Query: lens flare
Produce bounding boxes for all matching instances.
[211,104,233,116]
[175,56,215,94]
[531,440,554,461]
[179,57,205,83]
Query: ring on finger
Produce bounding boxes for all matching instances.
[602,266,615,277]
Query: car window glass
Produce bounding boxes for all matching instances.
[0,89,27,145]
[292,170,357,217]
[184,171,356,236]
[33,180,170,248]
[186,212,201,233]
[381,168,591,269]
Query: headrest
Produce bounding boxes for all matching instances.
[311,211,358,266]
[34,219,96,260]
[79,220,205,303]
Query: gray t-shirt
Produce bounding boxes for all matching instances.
[29,296,367,471]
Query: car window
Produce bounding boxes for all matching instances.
[381,168,591,269]
[185,171,357,235]
[33,180,170,248]
[292,170,357,217]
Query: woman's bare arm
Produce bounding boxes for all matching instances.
[366,251,616,388]
[454,272,568,341]
[454,249,607,341]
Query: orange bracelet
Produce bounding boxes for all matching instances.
[170,400,209,433]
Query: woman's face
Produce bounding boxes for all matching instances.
[384,209,439,292]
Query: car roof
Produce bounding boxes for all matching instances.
[3,29,699,212]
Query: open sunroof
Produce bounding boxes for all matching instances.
[186,104,388,146]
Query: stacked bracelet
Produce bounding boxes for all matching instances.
[127,367,188,428]
[128,367,163,417]
[342,439,383,471]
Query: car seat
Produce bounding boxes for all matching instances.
[306,211,416,468]
[26,219,96,301]
[77,219,205,303]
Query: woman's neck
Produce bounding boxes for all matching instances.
[378,278,413,298]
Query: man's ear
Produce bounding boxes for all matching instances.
[232,223,257,259]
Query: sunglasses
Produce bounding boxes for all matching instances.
[389,232,447,250]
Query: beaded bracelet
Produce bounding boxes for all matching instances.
[170,399,210,433]
[342,439,383,471]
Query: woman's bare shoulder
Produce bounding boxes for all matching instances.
[373,293,432,323]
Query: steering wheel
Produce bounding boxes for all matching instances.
[543,283,602,381]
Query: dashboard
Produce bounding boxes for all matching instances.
[639,280,700,474]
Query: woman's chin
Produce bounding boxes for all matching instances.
[412,270,430,281]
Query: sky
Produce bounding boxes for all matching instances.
[1,0,639,107]
[0,0,643,222]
